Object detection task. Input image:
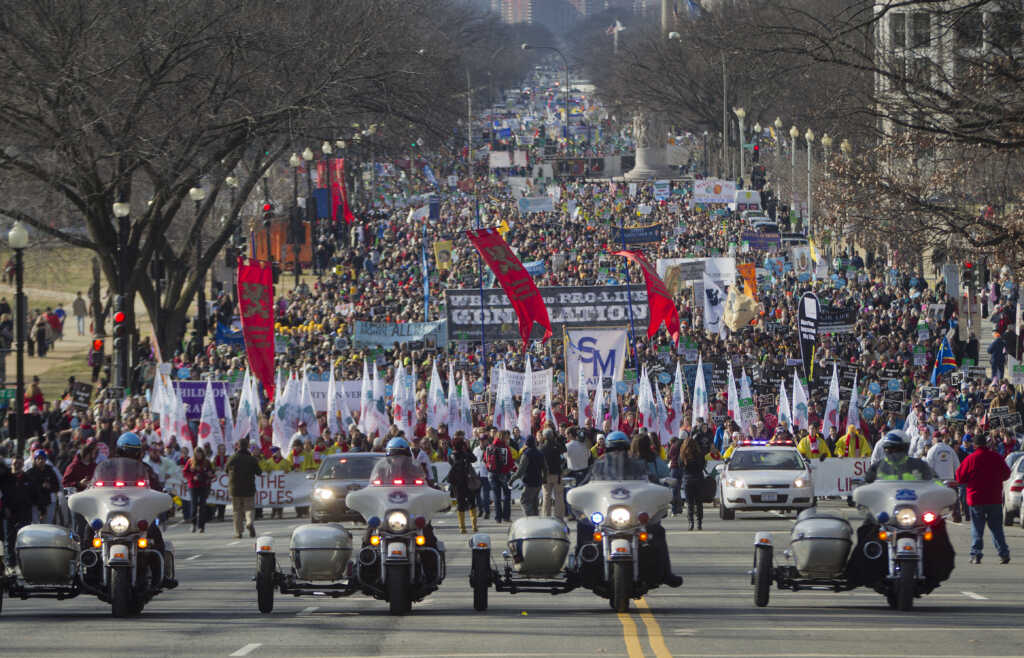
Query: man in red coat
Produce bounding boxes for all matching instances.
[955,434,1011,564]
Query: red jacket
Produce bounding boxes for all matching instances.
[955,446,1011,506]
[61,455,96,490]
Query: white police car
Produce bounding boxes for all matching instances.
[717,442,813,520]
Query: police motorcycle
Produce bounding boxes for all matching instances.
[470,431,680,612]
[255,438,448,615]
[750,430,956,611]
[1,434,176,617]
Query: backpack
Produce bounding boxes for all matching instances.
[485,444,507,473]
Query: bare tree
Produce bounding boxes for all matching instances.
[0,0,506,352]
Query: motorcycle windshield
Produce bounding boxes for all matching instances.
[588,453,648,481]
[91,458,149,487]
[368,455,426,484]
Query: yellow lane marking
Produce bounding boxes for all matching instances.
[636,598,672,658]
[617,609,645,658]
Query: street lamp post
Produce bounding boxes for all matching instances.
[773,117,783,204]
[8,221,27,455]
[805,128,815,238]
[789,125,799,228]
[112,201,131,388]
[189,186,207,353]
[733,107,745,182]
[224,174,241,305]
[702,130,709,177]
[292,151,305,282]
[321,140,333,252]
[840,138,852,256]
[521,44,569,155]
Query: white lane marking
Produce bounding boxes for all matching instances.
[228,540,242,546]
[229,644,261,657]
[298,605,319,615]
[961,590,989,600]
[184,554,202,561]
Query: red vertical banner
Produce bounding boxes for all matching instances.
[236,257,276,400]
[613,249,681,345]
[332,157,356,224]
[466,228,552,349]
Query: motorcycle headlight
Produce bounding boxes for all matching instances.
[314,488,334,501]
[108,514,131,534]
[608,506,632,528]
[727,478,747,489]
[793,477,809,488]
[386,511,409,533]
[895,508,917,528]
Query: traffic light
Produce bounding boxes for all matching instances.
[752,144,760,162]
[92,338,104,353]
[112,298,127,352]
[262,202,273,228]
[963,261,974,288]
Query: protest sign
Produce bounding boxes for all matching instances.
[446,285,647,342]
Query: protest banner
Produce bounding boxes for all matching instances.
[611,224,662,245]
[488,367,553,396]
[564,328,629,391]
[445,285,647,342]
[740,231,781,251]
[352,320,447,348]
[169,470,313,508]
[692,178,736,204]
[516,196,554,214]
[173,381,229,420]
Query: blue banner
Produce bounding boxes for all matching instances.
[516,196,554,214]
[612,224,662,245]
[741,231,781,251]
[523,260,546,276]
[214,323,245,347]
[352,319,448,347]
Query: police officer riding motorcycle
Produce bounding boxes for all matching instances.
[864,430,935,484]
[575,431,683,590]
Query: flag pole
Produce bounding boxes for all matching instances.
[562,326,570,410]
[422,218,429,322]
[469,66,488,389]
[618,215,640,370]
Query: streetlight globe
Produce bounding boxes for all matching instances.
[733,107,746,120]
[302,147,314,162]
[288,153,301,168]
[8,221,28,250]
[840,139,852,155]
[774,117,783,130]
[321,141,332,155]
[753,122,762,133]
[112,202,131,218]
[820,133,833,149]
[521,43,530,50]
[805,128,815,143]
[668,31,681,40]
[789,125,800,139]
[188,186,206,202]
[337,140,347,150]
[225,175,238,188]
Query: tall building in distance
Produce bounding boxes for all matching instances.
[499,0,533,24]
[491,0,677,29]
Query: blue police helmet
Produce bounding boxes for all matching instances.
[116,432,143,458]
[116,432,142,450]
[605,431,630,451]
[386,437,412,456]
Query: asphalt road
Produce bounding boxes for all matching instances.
[3,501,1022,658]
